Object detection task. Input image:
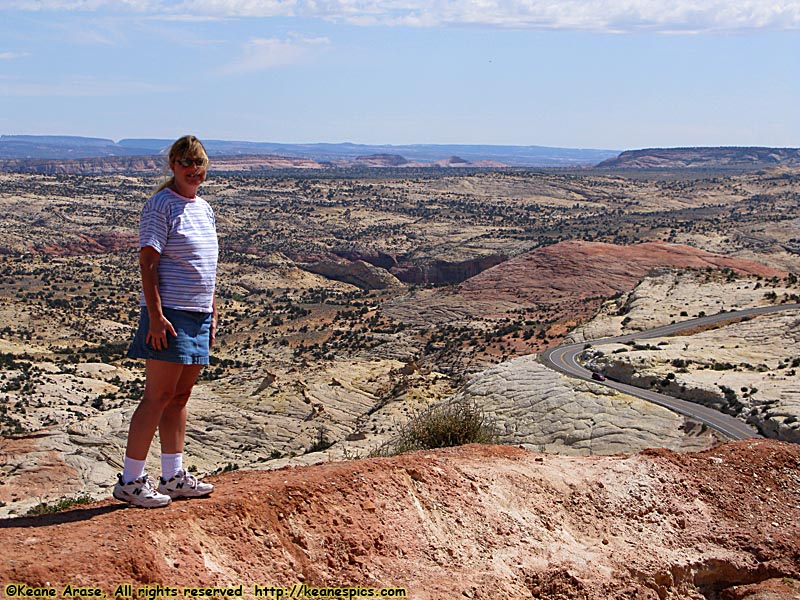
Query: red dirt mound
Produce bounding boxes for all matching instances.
[1,440,799,599]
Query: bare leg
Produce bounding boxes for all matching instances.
[124,360,191,461]
[159,364,203,454]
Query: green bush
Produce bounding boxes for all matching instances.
[374,398,498,457]
[25,494,94,516]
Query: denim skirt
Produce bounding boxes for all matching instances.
[127,307,212,365]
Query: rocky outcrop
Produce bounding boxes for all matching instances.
[386,241,786,329]
[301,258,404,290]
[597,146,800,170]
[460,240,784,304]
[390,253,507,285]
[332,245,399,270]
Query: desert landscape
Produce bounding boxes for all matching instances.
[1,151,800,598]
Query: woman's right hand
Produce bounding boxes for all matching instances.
[146,313,177,351]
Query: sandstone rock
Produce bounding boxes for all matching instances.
[390,252,506,285]
[575,271,800,443]
[452,355,718,455]
[459,240,783,309]
[386,241,783,330]
[302,259,403,290]
[332,245,398,269]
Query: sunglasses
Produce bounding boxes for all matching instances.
[175,157,207,168]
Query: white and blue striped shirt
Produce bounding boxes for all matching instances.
[138,188,218,313]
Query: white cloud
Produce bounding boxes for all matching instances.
[4,0,800,32]
[183,0,297,18]
[3,0,153,9]
[218,34,330,75]
[0,52,30,60]
[369,0,800,32]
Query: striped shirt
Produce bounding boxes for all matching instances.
[138,188,218,313]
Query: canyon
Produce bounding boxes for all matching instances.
[1,164,799,597]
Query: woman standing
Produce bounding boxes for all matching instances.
[114,135,218,508]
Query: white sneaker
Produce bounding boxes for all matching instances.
[158,469,214,499]
[113,473,171,508]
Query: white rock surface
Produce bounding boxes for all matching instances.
[450,355,717,456]
[573,270,800,443]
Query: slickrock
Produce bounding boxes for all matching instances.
[567,268,796,343]
[1,441,799,600]
[0,358,452,517]
[452,355,718,455]
[458,240,783,314]
[570,269,800,442]
[302,258,404,290]
[585,310,800,443]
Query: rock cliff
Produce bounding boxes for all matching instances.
[301,259,404,290]
[390,253,507,285]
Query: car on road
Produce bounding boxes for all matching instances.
[591,372,606,381]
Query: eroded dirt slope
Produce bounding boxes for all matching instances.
[1,440,799,600]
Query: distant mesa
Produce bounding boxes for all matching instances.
[0,151,502,174]
[429,156,471,167]
[0,156,164,176]
[597,147,800,170]
[352,154,491,168]
[353,154,409,167]
[5,135,799,173]
[0,134,619,170]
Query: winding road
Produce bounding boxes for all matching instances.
[540,303,800,441]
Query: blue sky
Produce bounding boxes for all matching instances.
[1,1,798,150]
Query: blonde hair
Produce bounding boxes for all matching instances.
[155,135,209,193]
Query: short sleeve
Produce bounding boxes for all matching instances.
[204,200,216,228]
[139,196,169,254]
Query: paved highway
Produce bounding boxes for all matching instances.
[540,303,800,441]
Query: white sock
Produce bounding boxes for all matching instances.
[122,456,146,484]
[161,453,183,480]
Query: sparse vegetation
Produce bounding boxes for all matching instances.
[307,425,335,453]
[2,166,800,495]
[373,397,498,456]
[24,494,94,516]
